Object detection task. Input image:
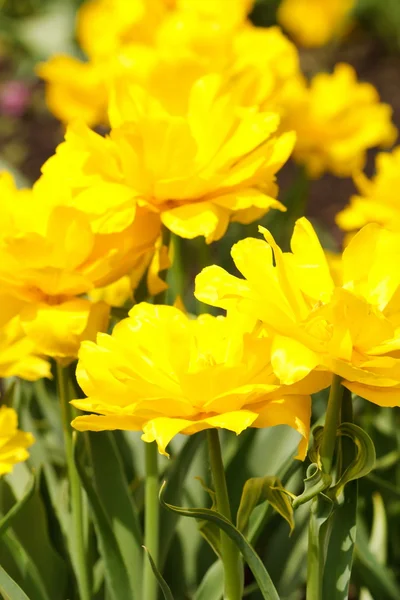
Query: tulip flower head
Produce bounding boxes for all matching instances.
[71,303,328,457]
[196,218,400,406]
[41,74,294,245]
[0,172,160,360]
[0,406,34,476]
[284,64,397,178]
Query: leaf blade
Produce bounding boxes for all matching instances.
[75,436,133,600]
[159,482,280,600]
[0,565,30,600]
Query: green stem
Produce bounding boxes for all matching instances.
[320,374,344,474]
[207,430,242,600]
[56,363,90,600]
[143,441,159,600]
[307,497,322,600]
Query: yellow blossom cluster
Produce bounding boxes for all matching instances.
[1,0,400,465]
[37,0,299,126]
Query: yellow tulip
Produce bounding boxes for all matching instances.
[0,406,34,476]
[0,172,160,360]
[337,147,400,233]
[195,217,400,406]
[283,64,397,177]
[41,74,294,244]
[71,303,330,457]
[278,0,355,47]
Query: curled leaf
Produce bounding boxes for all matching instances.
[332,423,376,496]
[292,463,332,509]
[159,482,280,600]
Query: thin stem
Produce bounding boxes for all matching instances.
[207,429,242,600]
[143,441,159,600]
[56,363,90,600]
[319,374,344,474]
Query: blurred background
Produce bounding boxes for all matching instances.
[1,0,400,216]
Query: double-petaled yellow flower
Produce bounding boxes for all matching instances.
[278,0,355,47]
[283,64,397,177]
[0,171,160,360]
[72,303,328,457]
[40,74,295,243]
[0,406,34,476]
[337,147,400,233]
[196,218,400,406]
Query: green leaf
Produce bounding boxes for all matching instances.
[322,481,358,600]
[248,455,302,546]
[369,493,387,564]
[143,547,174,600]
[3,464,67,600]
[197,520,222,558]
[159,482,280,600]
[87,431,143,599]
[237,476,294,535]
[159,434,203,568]
[75,437,133,600]
[332,423,376,495]
[353,522,400,600]
[194,561,224,600]
[1,529,52,600]
[0,474,35,537]
[292,463,332,509]
[0,565,30,600]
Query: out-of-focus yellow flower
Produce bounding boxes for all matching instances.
[278,0,355,47]
[337,147,400,233]
[39,0,300,126]
[42,75,294,244]
[37,45,159,126]
[196,217,400,407]
[0,316,51,381]
[0,406,34,476]
[0,171,160,360]
[77,0,168,60]
[283,64,397,178]
[36,56,107,126]
[228,25,300,114]
[72,303,329,457]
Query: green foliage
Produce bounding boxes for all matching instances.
[159,482,280,600]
